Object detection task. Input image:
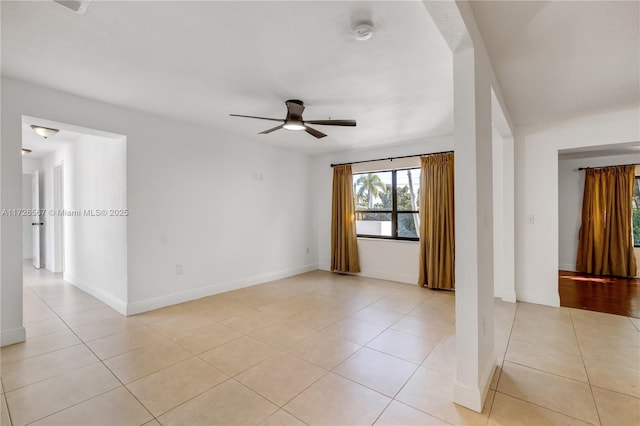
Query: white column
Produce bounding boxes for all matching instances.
[452,46,496,412]
[1,92,27,346]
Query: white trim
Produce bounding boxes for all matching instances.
[1,326,26,347]
[453,350,497,412]
[517,290,561,307]
[63,272,128,315]
[559,263,576,272]
[317,262,416,285]
[501,291,517,303]
[356,269,417,285]
[125,263,319,316]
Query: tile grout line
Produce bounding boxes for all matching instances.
[493,389,602,426]
[485,300,520,422]
[385,346,452,424]
[569,308,603,426]
[150,375,237,421]
[20,270,629,426]
[18,280,160,426]
[221,287,431,424]
[333,300,452,425]
[500,359,591,385]
[1,380,15,426]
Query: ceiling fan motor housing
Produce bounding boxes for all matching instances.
[285,99,305,121]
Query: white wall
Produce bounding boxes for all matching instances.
[492,126,504,297]
[38,133,128,306]
[313,136,454,284]
[515,107,640,307]
[21,174,32,259]
[1,77,316,334]
[558,154,640,274]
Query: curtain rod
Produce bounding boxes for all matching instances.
[578,162,640,171]
[330,150,453,167]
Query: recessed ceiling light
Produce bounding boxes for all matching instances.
[30,125,59,139]
[21,148,32,156]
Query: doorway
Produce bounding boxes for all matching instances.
[21,116,128,313]
[557,144,640,318]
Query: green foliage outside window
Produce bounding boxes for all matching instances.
[353,169,420,239]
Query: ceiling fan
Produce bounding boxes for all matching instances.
[230,99,356,139]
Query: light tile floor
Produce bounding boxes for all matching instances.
[1,265,639,425]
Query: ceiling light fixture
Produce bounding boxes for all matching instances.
[353,22,374,41]
[30,125,59,139]
[283,120,306,131]
[21,148,32,156]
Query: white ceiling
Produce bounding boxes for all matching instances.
[471,1,640,127]
[558,141,640,161]
[5,2,636,151]
[1,0,453,154]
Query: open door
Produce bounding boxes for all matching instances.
[31,170,42,268]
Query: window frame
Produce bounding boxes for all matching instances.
[353,167,420,241]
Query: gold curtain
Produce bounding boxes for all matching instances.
[331,165,361,273]
[576,165,637,277]
[418,153,455,289]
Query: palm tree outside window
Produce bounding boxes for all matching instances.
[353,169,421,240]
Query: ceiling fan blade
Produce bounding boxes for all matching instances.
[304,119,356,127]
[304,126,327,139]
[259,124,284,134]
[230,114,284,123]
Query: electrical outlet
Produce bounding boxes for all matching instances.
[527,215,535,224]
[175,264,183,275]
[306,247,310,254]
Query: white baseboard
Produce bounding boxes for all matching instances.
[317,262,417,285]
[63,272,128,315]
[125,263,319,316]
[1,326,26,347]
[501,291,517,303]
[517,290,560,307]
[358,269,417,284]
[453,350,497,412]
[559,263,576,272]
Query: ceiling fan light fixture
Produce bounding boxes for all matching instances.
[30,125,59,139]
[283,121,306,131]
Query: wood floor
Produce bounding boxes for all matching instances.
[559,270,640,318]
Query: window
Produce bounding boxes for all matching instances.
[353,168,421,240]
[633,175,639,247]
